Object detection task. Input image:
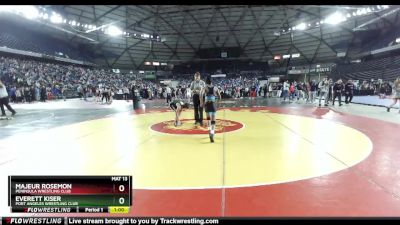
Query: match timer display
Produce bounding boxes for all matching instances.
[8,176,132,213]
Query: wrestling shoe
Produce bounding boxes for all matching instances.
[209,133,214,143]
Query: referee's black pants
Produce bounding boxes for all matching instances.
[193,93,203,124]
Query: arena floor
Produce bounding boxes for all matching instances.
[0,97,400,216]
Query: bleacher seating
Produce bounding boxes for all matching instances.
[0,20,92,62]
[332,54,400,81]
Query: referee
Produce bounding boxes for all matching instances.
[190,72,206,126]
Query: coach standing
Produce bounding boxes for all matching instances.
[190,72,206,126]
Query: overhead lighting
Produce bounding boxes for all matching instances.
[63,19,67,23]
[346,13,351,18]
[377,5,381,9]
[50,13,62,24]
[0,6,14,12]
[274,55,281,60]
[282,54,291,59]
[396,37,400,43]
[316,65,320,68]
[105,25,123,36]
[316,22,319,25]
[21,6,39,20]
[291,53,300,58]
[142,33,150,38]
[71,20,76,26]
[356,10,361,15]
[382,5,389,9]
[144,62,151,65]
[308,23,311,27]
[161,62,167,66]
[152,62,160,66]
[42,13,48,20]
[360,8,367,15]
[352,12,356,16]
[88,25,92,29]
[324,12,346,25]
[366,7,371,13]
[84,24,88,28]
[296,23,306,30]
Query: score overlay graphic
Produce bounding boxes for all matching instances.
[8,176,132,213]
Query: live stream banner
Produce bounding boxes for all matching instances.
[2,217,399,225]
[1,218,222,225]
[8,176,132,213]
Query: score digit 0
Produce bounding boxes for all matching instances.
[119,184,125,192]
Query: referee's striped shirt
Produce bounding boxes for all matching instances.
[190,80,205,95]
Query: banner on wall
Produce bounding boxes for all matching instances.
[288,67,331,74]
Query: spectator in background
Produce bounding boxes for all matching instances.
[10,86,16,103]
[309,80,318,104]
[250,85,256,100]
[40,85,46,102]
[289,82,296,102]
[268,83,273,98]
[15,88,22,103]
[258,84,262,97]
[332,79,344,106]
[24,87,31,103]
[385,82,392,96]
[296,82,303,101]
[344,80,354,104]
[0,80,16,117]
[123,86,130,101]
[282,80,289,101]
[303,82,309,102]
[386,77,400,113]
[276,83,282,99]
[318,78,329,107]
[379,83,386,99]
[327,79,334,103]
